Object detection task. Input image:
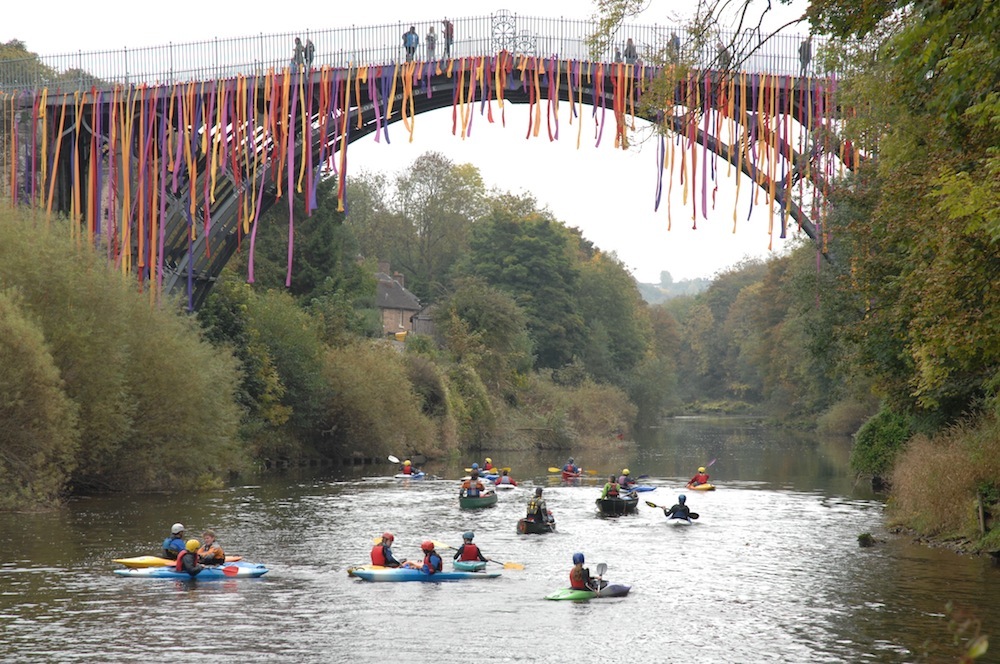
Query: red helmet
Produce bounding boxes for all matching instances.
[382,532,394,543]
[421,540,435,552]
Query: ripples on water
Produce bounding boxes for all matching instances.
[1,427,997,663]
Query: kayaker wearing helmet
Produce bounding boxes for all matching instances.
[569,552,606,591]
[688,466,710,487]
[617,468,636,489]
[400,459,417,475]
[461,470,485,498]
[162,523,186,560]
[198,530,226,566]
[453,532,488,563]
[561,457,581,477]
[663,494,691,520]
[371,532,405,568]
[495,469,517,486]
[420,541,443,574]
[483,458,495,472]
[175,539,204,577]
[526,487,554,523]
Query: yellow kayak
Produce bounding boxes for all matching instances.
[113,555,242,568]
[685,482,716,491]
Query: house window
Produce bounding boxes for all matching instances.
[398,310,405,328]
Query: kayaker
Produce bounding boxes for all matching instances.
[600,475,621,499]
[161,523,186,560]
[663,494,691,520]
[198,530,226,566]
[175,539,204,577]
[461,471,485,498]
[453,531,488,563]
[371,532,405,568]
[569,552,606,591]
[495,469,517,486]
[526,487,553,523]
[400,459,417,475]
[419,541,443,575]
[617,468,636,489]
[483,458,495,472]
[688,466,710,487]
[561,457,580,477]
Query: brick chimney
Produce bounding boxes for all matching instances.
[393,271,405,288]
[377,260,390,275]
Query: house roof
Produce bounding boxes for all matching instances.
[375,272,421,311]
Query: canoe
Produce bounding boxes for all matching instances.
[351,567,501,582]
[453,560,487,572]
[545,584,631,600]
[459,492,498,509]
[113,555,242,568]
[517,518,556,535]
[394,471,425,479]
[114,561,268,579]
[595,495,639,516]
[686,482,716,491]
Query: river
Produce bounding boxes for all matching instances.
[1,418,996,663]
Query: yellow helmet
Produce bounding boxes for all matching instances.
[404,460,411,466]
[486,458,492,463]
[623,469,630,475]
[698,467,706,473]
[185,539,201,552]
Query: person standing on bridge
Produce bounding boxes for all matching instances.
[623,38,638,65]
[402,26,420,62]
[799,36,812,77]
[442,18,454,58]
[426,25,437,60]
[717,40,732,70]
[291,37,305,68]
[669,32,681,63]
[304,38,315,68]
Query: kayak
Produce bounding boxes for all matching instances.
[347,564,384,577]
[395,471,425,479]
[351,567,501,582]
[627,485,655,492]
[453,560,487,572]
[667,516,693,525]
[459,492,498,509]
[561,472,582,481]
[113,555,242,568]
[595,495,639,516]
[545,584,631,600]
[494,483,518,490]
[686,482,716,491]
[114,561,268,579]
[517,518,556,534]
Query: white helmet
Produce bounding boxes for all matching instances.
[171,523,185,534]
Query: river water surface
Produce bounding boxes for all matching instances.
[2,418,997,663]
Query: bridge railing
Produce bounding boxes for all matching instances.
[0,13,828,94]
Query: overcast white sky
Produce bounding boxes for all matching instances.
[6,0,811,283]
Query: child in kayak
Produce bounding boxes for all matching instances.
[452,532,488,563]
[198,530,226,566]
[371,532,405,568]
[420,541,443,574]
[569,552,606,591]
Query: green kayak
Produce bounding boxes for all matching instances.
[545,584,631,600]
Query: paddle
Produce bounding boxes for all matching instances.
[547,467,598,476]
[644,500,699,519]
[487,558,525,570]
[388,454,400,463]
[594,562,607,595]
[222,564,240,577]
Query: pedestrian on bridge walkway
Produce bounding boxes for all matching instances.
[442,18,454,57]
[799,36,812,77]
[402,26,419,62]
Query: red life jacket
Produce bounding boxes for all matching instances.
[605,482,620,498]
[402,466,413,475]
[483,462,494,471]
[691,473,709,484]
[423,552,442,572]
[570,566,588,590]
[371,544,388,566]
[458,544,481,561]
[174,550,199,572]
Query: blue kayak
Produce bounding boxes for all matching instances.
[626,485,655,492]
[351,567,500,582]
[114,561,268,579]
[394,471,425,479]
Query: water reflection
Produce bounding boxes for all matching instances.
[0,418,996,663]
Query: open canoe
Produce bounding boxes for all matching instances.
[595,495,639,516]
[545,584,631,600]
[113,555,242,568]
[686,482,716,491]
[459,492,498,509]
[114,561,268,579]
[453,560,488,572]
[351,567,500,582]
[517,518,556,535]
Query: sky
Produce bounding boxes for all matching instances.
[6,0,811,283]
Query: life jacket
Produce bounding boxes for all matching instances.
[402,465,413,475]
[175,550,199,572]
[458,544,481,561]
[527,497,545,520]
[691,473,709,484]
[199,542,225,564]
[605,482,620,498]
[483,462,494,471]
[570,566,588,590]
[371,544,388,566]
[162,536,185,559]
[497,475,513,485]
[423,552,442,573]
[462,479,482,497]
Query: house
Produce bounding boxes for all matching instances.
[376,263,421,339]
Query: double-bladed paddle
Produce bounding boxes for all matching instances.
[644,500,699,519]
[594,562,607,595]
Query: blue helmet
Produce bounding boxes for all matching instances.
[472,463,479,469]
[462,531,474,541]
[678,494,687,503]
[572,552,584,565]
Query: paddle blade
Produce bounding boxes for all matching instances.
[464,468,473,473]
[431,541,456,550]
[645,500,661,509]
[372,536,383,544]
[388,455,400,463]
[223,564,240,576]
[689,512,700,519]
[706,458,717,468]
[503,561,525,570]
[585,470,599,475]
[596,562,607,576]
[547,467,561,473]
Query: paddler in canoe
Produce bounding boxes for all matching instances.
[570,552,606,591]
[525,487,555,525]
[688,466,711,488]
[460,470,486,498]
[162,523,187,560]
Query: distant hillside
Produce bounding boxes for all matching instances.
[637,272,710,304]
